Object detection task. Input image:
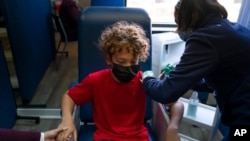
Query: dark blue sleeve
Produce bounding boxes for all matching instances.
[191,78,214,93]
[142,35,218,104]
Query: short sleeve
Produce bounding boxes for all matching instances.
[68,75,93,105]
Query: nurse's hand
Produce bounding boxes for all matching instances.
[142,70,155,82]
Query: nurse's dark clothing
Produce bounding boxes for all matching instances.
[143,14,250,126]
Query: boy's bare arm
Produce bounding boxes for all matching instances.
[166,101,184,128]
[61,91,75,122]
[57,91,77,141]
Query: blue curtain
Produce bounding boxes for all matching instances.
[237,0,250,29]
[0,0,55,102]
[0,41,16,128]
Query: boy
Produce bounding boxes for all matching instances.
[57,21,183,141]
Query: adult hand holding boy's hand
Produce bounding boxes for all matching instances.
[57,120,77,141]
[44,127,67,141]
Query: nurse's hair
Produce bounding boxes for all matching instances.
[98,21,150,62]
[174,0,228,32]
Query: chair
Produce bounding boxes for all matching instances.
[51,13,69,57]
[71,6,171,141]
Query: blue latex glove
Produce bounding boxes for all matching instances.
[162,64,175,75]
[158,64,175,79]
[142,70,154,82]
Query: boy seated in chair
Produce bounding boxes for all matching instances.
[57,21,184,141]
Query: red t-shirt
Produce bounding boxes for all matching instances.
[68,69,149,141]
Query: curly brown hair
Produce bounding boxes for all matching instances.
[99,21,150,62]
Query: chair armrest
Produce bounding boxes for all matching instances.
[151,100,202,141]
[70,81,81,131]
[151,101,170,141]
[72,105,81,132]
[65,105,80,141]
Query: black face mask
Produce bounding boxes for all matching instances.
[112,63,140,83]
[178,30,192,41]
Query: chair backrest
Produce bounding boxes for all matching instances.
[91,0,126,6]
[78,6,152,123]
[51,13,68,42]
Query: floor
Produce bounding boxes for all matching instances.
[1,32,223,141]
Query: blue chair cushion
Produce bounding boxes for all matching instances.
[145,123,157,141]
[78,123,157,141]
[78,124,96,141]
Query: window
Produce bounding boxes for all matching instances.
[127,0,242,24]
[237,0,250,29]
[218,0,242,22]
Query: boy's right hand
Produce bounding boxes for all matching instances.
[56,121,77,141]
[44,127,67,141]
